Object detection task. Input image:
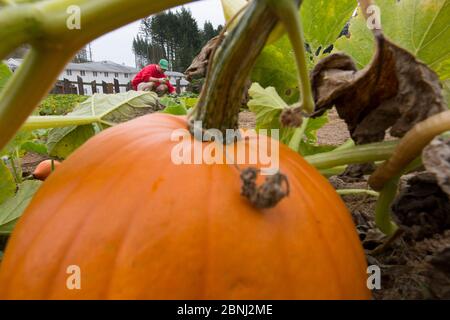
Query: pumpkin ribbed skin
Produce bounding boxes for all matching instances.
[0,114,371,299]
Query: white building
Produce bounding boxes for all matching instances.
[6,58,189,95]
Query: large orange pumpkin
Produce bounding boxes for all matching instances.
[0,114,371,299]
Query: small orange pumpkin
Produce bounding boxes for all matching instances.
[0,114,371,299]
[32,159,61,181]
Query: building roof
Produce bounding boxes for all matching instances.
[68,60,139,73]
[6,58,190,86]
[7,58,139,73]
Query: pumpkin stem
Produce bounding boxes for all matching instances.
[240,167,290,209]
[189,0,301,135]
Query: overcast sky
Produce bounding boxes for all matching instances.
[90,0,225,67]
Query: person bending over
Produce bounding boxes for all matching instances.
[132,59,175,96]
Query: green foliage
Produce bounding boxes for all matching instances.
[252,36,300,105]
[0,129,49,184]
[1,130,33,157]
[304,114,329,141]
[38,94,89,116]
[0,62,12,92]
[247,83,295,143]
[0,161,16,206]
[160,97,188,115]
[301,0,356,57]
[299,143,336,157]
[167,92,199,108]
[21,141,48,155]
[0,180,42,235]
[444,79,450,106]
[335,0,450,81]
[252,0,356,104]
[47,125,96,159]
[248,82,330,155]
[45,91,160,158]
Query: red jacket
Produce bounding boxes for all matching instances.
[132,64,175,93]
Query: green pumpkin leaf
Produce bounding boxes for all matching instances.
[69,91,161,126]
[21,141,48,155]
[248,83,295,144]
[0,180,42,235]
[1,130,33,157]
[252,36,300,105]
[0,62,12,92]
[0,161,16,206]
[304,114,329,142]
[335,0,450,80]
[161,104,187,116]
[443,79,450,106]
[45,91,161,158]
[252,0,356,104]
[299,143,336,157]
[248,83,329,151]
[160,97,188,115]
[180,97,198,109]
[301,0,356,56]
[47,125,95,159]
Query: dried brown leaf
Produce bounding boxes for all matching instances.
[311,32,447,145]
[392,172,450,240]
[185,35,221,81]
[422,136,450,197]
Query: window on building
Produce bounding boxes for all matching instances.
[80,70,86,76]
[66,69,72,76]
[93,71,98,77]
[104,72,109,77]
[124,73,129,78]
[114,73,119,78]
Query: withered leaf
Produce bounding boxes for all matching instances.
[392,172,450,240]
[311,31,447,145]
[185,35,221,81]
[422,136,450,197]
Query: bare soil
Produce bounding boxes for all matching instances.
[317,110,351,145]
[21,152,49,177]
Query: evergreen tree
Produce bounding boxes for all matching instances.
[72,46,90,63]
[202,21,216,45]
[133,8,221,72]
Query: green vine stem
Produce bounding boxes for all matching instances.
[268,0,315,114]
[331,138,355,152]
[369,110,450,191]
[0,0,192,151]
[337,189,379,197]
[288,118,309,152]
[305,140,399,170]
[374,176,399,235]
[190,0,289,133]
[0,4,37,60]
[319,165,347,177]
[0,48,69,151]
[23,116,102,130]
